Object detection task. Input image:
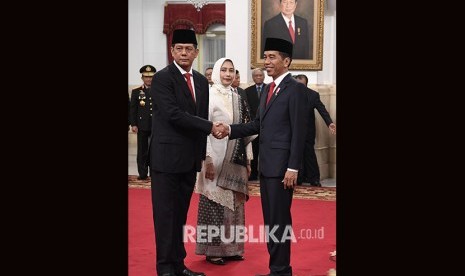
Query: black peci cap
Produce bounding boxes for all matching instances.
[140,65,156,77]
[264,37,293,58]
[171,29,197,45]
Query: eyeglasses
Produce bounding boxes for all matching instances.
[173,46,196,54]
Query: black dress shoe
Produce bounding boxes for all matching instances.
[224,255,244,261]
[176,268,206,276]
[137,176,148,180]
[310,181,322,187]
[206,256,225,265]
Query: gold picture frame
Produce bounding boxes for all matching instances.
[251,0,324,70]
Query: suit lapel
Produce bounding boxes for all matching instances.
[280,17,293,43]
[262,74,292,119]
[193,71,202,113]
[260,84,270,121]
[170,63,196,110]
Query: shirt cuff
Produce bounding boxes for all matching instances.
[287,168,298,172]
[228,125,231,136]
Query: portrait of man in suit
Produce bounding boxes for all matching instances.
[252,0,324,70]
[262,0,313,60]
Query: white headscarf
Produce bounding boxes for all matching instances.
[210,57,235,95]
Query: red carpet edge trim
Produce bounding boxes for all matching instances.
[128,175,335,201]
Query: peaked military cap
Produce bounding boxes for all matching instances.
[264,37,293,58]
[140,65,156,77]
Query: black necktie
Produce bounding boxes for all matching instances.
[257,85,262,98]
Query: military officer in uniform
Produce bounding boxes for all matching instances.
[130,65,156,180]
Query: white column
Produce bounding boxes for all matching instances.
[225,0,250,84]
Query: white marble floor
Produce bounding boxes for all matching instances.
[128,132,336,187]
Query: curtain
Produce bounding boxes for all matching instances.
[163,4,225,64]
[203,36,225,70]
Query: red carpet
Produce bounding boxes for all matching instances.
[129,188,335,276]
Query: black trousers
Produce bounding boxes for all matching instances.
[299,135,319,183]
[136,129,151,177]
[151,170,196,275]
[250,136,260,179]
[260,176,293,276]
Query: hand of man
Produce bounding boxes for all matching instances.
[282,170,298,189]
[205,162,215,180]
[329,123,336,135]
[131,126,138,133]
[212,121,230,139]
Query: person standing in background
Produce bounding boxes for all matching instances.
[243,68,266,181]
[231,70,247,102]
[128,97,131,131]
[204,67,213,87]
[294,74,336,186]
[231,70,251,120]
[130,65,156,180]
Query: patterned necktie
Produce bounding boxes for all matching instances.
[257,85,262,98]
[183,73,196,102]
[266,82,276,105]
[288,20,295,43]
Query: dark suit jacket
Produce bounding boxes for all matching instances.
[234,87,251,117]
[306,88,333,140]
[262,13,311,60]
[230,74,309,177]
[244,84,265,119]
[236,87,247,101]
[128,97,131,127]
[149,63,212,173]
[130,85,153,131]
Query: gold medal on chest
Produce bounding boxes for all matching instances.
[139,90,146,106]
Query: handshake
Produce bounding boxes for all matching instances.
[211,121,230,139]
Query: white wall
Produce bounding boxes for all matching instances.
[128,0,144,86]
[225,0,250,84]
[128,0,167,86]
[129,0,336,86]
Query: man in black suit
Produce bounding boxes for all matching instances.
[204,67,213,87]
[243,68,266,180]
[294,74,336,186]
[231,69,247,102]
[128,97,131,131]
[130,65,156,180]
[214,38,309,276]
[262,0,311,59]
[149,29,220,276]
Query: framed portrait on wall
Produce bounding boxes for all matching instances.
[251,0,324,70]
